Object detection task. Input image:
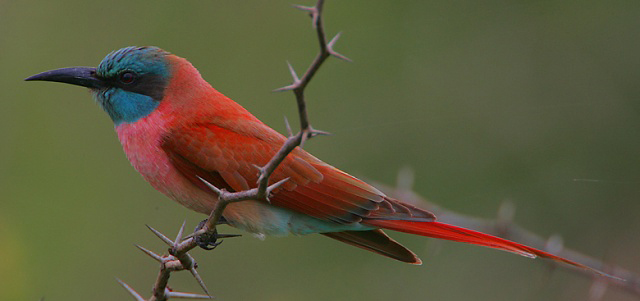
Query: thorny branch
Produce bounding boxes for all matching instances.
[374,167,640,300]
[117,0,345,299]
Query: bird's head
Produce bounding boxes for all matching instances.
[26,46,173,125]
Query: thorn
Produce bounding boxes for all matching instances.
[273,84,297,93]
[326,32,351,61]
[175,220,187,247]
[254,165,268,186]
[135,244,164,263]
[292,4,315,14]
[251,164,263,173]
[309,128,331,137]
[300,131,309,148]
[396,166,415,191]
[588,278,608,301]
[165,289,214,299]
[298,127,329,147]
[327,32,342,48]
[284,116,293,137]
[546,234,564,254]
[495,201,515,237]
[198,176,223,196]
[261,178,289,203]
[286,61,300,83]
[267,178,290,197]
[146,225,174,246]
[329,50,352,62]
[116,278,146,301]
[273,61,301,92]
[326,32,352,62]
[189,268,211,296]
[216,233,242,239]
[292,4,319,27]
[497,201,515,224]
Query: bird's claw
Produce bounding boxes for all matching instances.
[194,218,241,250]
[196,230,223,250]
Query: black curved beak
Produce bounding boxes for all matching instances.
[25,67,105,89]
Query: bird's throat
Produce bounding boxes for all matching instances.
[94,88,160,125]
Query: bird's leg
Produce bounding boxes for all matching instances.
[194,216,241,250]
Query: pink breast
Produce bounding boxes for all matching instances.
[115,110,218,214]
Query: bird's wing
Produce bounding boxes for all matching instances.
[162,122,434,224]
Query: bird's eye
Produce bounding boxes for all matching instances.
[118,71,137,84]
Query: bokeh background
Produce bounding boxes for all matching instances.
[2,1,639,300]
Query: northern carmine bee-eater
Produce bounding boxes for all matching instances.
[26,46,605,274]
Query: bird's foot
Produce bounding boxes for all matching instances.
[194,217,241,250]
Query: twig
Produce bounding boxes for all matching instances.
[373,167,640,299]
[117,1,345,299]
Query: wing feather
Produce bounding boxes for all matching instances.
[162,122,435,224]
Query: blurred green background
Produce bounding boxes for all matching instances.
[2,0,639,300]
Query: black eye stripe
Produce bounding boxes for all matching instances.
[101,72,167,101]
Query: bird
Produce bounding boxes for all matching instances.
[26,46,605,275]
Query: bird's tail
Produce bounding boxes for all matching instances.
[365,219,615,278]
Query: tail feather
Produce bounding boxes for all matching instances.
[322,229,422,265]
[365,219,614,278]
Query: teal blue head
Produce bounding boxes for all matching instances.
[26,46,172,125]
